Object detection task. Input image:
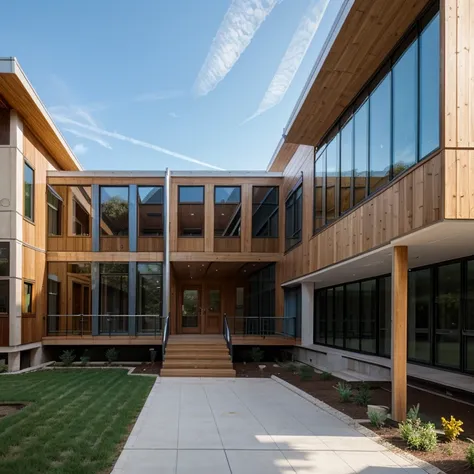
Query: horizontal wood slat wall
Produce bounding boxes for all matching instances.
[137,237,164,252]
[47,252,164,262]
[251,238,279,253]
[215,238,241,253]
[100,237,129,252]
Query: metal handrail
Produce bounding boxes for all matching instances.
[223,313,233,361]
[162,314,170,360]
[225,316,297,338]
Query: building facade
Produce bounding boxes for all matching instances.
[0,0,471,419]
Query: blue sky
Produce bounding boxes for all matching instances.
[1,0,342,171]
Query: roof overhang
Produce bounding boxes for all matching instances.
[268,0,434,172]
[0,58,82,171]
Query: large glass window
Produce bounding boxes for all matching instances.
[70,186,91,236]
[285,185,302,250]
[408,269,432,363]
[0,280,8,314]
[378,276,391,357]
[466,261,474,372]
[345,282,360,350]
[326,136,338,224]
[436,263,461,369]
[369,74,391,193]
[334,286,344,348]
[420,12,440,158]
[326,288,334,346]
[100,187,129,236]
[138,186,163,236]
[314,289,326,345]
[47,187,62,236]
[24,162,34,221]
[284,286,301,338]
[137,263,162,333]
[23,282,33,314]
[0,109,9,145]
[0,242,10,276]
[99,263,128,333]
[214,186,241,237]
[360,279,377,353]
[252,186,278,237]
[340,118,353,214]
[393,40,418,177]
[178,186,204,237]
[314,151,325,231]
[353,101,369,206]
[245,264,275,318]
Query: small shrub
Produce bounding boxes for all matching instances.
[441,416,464,442]
[298,364,314,381]
[466,444,474,468]
[0,361,7,373]
[149,348,157,363]
[399,418,437,451]
[407,403,420,422]
[320,371,332,381]
[105,347,119,364]
[354,383,371,406]
[368,409,387,428]
[59,349,76,366]
[335,382,352,403]
[80,350,90,366]
[250,347,264,363]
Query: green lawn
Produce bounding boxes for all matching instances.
[0,369,154,474]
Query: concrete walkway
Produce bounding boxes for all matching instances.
[112,378,429,474]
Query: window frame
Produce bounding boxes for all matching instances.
[99,186,130,237]
[178,185,205,237]
[285,182,303,252]
[47,185,62,236]
[137,185,164,238]
[251,186,279,238]
[22,280,34,315]
[23,161,35,222]
[214,185,242,238]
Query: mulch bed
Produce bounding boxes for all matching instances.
[0,403,26,418]
[235,362,474,473]
[133,362,162,374]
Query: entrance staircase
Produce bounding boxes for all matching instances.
[161,335,235,377]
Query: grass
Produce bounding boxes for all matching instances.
[0,369,154,474]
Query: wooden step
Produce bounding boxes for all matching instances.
[163,359,233,369]
[165,351,231,360]
[166,345,228,353]
[160,368,236,377]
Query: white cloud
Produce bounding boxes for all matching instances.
[52,114,225,171]
[72,143,88,155]
[168,112,179,119]
[64,128,113,150]
[243,0,329,123]
[134,90,184,102]
[193,0,281,96]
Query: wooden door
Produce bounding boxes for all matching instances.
[181,286,201,333]
[204,285,222,334]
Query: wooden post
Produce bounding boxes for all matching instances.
[391,245,408,422]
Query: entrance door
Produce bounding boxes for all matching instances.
[181,286,201,333]
[204,286,222,334]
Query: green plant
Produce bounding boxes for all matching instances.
[407,403,420,422]
[80,350,90,366]
[466,444,474,468]
[149,348,157,363]
[441,416,464,442]
[354,383,371,406]
[320,371,332,381]
[59,350,76,367]
[335,382,352,402]
[250,347,264,363]
[105,347,119,364]
[298,364,314,381]
[368,409,387,428]
[399,418,437,451]
[0,361,7,373]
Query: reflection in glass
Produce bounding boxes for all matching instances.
[285,186,302,250]
[100,187,129,236]
[137,263,162,333]
[99,263,128,333]
[214,186,241,237]
[182,289,199,328]
[354,102,368,205]
[360,279,376,353]
[345,282,359,350]
[0,280,8,314]
[326,288,334,346]
[70,186,91,236]
[47,187,61,236]
[369,74,391,193]
[334,286,344,348]
[378,276,391,357]
[252,187,278,237]
[314,289,326,345]
[326,137,338,223]
[466,261,474,372]
[393,40,418,177]
[314,151,325,231]
[24,162,34,221]
[178,186,204,237]
[340,119,353,214]
[138,186,163,236]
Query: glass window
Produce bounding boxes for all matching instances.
[420,13,440,158]
[209,289,221,312]
[314,289,326,344]
[178,186,204,237]
[24,162,34,221]
[69,186,91,236]
[100,187,129,236]
[369,74,391,193]
[214,186,241,237]
[393,40,418,177]
[435,263,461,369]
[314,150,325,231]
[284,286,301,338]
[345,282,359,350]
[137,263,162,333]
[245,264,275,318]
[0,242,9,276]
[99,263,128,333]
[466,261,474,372]
[235,287,244,317]
[47,279,60,316]
[138,186,163,236]
[378,276,391,357]
[252,186,278,237]
[353,101,368,206]
[326,136,338,224]
[326,288,334,346]
[285,185,302,250]
[408,269,432,363]
[0,280,9,314]
[47,187,62,236]
[23,282,33,314]
[0,109,9,145]
[360,279,377,353]
[334,286,344,348]
[340,118,353,214]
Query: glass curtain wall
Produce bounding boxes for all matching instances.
[137,263,163,333]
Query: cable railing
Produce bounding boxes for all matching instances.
[46,315,165,337]
[225,316,297,338]
[162,314,170,360]
[223,314,233,360]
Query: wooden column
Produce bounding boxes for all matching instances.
[241,184,252,252]
[391,245,408,422]
[204,184,214,252]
